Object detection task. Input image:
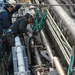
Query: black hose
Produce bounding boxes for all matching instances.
[61,0,75,18]
[28,36,35,65]
[71,0,75,4]
[27,36,35,75]
[67,0,75,18]
[26,37,32,65]
[61,0,69,4]
[69,5,75,18]
[67,0,75,9]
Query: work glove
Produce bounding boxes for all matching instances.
[29,33,32,38]
[5,29,15,38]
[5,29,12,35]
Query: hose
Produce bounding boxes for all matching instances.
[27,36,35,75]
[67,0,75,18]
[27,37,33,64]
[71,0,75,3]
[71,50,74,71]
[61,0,69,5]
[68,50,75,75]
[61,0,75,18]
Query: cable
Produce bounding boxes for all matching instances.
[68,50,75,75]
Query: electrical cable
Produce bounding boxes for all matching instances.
[68,50,75,75]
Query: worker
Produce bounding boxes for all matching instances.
[0,0,21,63]
[0,1,21,36]
[6,13,34,46]
[4,13,34,70]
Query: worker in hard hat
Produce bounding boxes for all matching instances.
[0,1,21,35]
[0,0,21,63]
[5,13,34,46]
[2,13,34,70]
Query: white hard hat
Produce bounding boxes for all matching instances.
[29,5,36,9]
[7,0,16,7]
[28,10,35,17]
[7,0,16,4]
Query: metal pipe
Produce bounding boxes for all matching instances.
[48,0,75,39]
[32,0,66,74]
[46,9,72,54]
[53,57,66,75]
[34,46,42,65]
[15,36,27,75]
[40,30,54,63]
[47,13,71,54]
[46,19,70,64]
[35,0,69,64]
[40,30,66,75]
[0,3,75,6]
[46,11,71,63]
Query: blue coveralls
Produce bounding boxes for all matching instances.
[0,5,21,63]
